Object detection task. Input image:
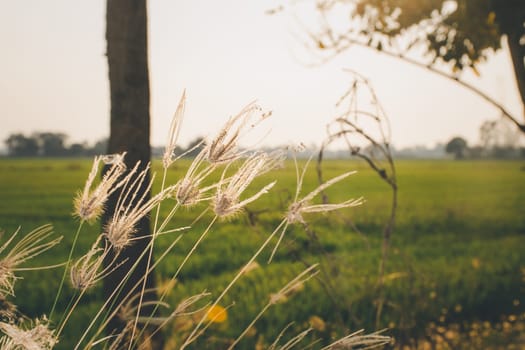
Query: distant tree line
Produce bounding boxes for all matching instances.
[3,132,208,158]
[4,132,108,157]
[445,119,525,160]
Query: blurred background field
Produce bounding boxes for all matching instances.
[0,157,524,349]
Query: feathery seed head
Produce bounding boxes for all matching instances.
[0,261,16,298]
[74,152,127,223]
[174,149,215,206]
[205,102,270,165]
[104,165,174,251]
[212,152,280,218]
[0,317,57,350]
[163,90,186,169]
[175,179,202,207]
[0,225,61,297]
[70,238,109,291]
[286,171,363,225]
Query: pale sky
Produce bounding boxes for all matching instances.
[1,0,523,150]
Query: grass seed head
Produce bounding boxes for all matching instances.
[74,153,127,223]
[70,238,108,291]
[0,225,61,297]
[205,102,270,165]
[0,317,57,350]
[163,90,186,169]
[212,152,280,219]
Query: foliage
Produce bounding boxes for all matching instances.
[275,0,525,131]
[445,136,468,159]
[3,132,108,158]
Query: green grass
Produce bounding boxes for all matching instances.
[0,158,523,349]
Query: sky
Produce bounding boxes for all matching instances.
[1,0,523,150]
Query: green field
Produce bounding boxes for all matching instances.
[0,158,524,349]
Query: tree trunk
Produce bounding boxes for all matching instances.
[103,0,163,347]
[495,0,525,132]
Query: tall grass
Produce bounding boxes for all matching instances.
[0,94,389,349]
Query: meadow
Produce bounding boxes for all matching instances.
[0,157,523,349]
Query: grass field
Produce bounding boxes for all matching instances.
[0,158,524,349]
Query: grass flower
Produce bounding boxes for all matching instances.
[69,237,121,291]
[103,165,175,251]
[73,153,127,223]
[212,152,282,219]
[269,157,363,262]
[204,305,228,323]
[205,102,271,165]
[0,317,57,350]
[286,169,363,225]
[0,225,62,296]
[163,91,186,169]
[174,150,216,207]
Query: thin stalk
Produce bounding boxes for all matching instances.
[128,168,169,349]
[74,235,161,349]
[136,215,218,347]
[56,289,86,337]
[79,234,183,350]
[228,303,271,350]
[181,219,287,349]
[50,221,84,320]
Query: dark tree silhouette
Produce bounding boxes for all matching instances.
[4,134,39,157]
[445,136,468,159]
[34,132,68,156]
[102,0,162,347]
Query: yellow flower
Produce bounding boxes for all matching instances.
[487,11,496,25]
[308,315,326,331]
[471,258,480,269]
[205,305,227,323]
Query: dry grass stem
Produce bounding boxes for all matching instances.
[321,329,390,349]
[287,170,362,225]
[270,264,319,305]
[273,328,313,350]
[3,97,385,349]
[269,161,362,262]
[118,289,171,326]
[229,265,319,350]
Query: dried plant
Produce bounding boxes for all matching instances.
[205,102,271,165]
[73,153,127,223]
[317,71,397,327]
[0,317,57,350]
[269,2,525,133]
[0,225,62,297]
[213,151,282,219]
[2,92,388,350]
